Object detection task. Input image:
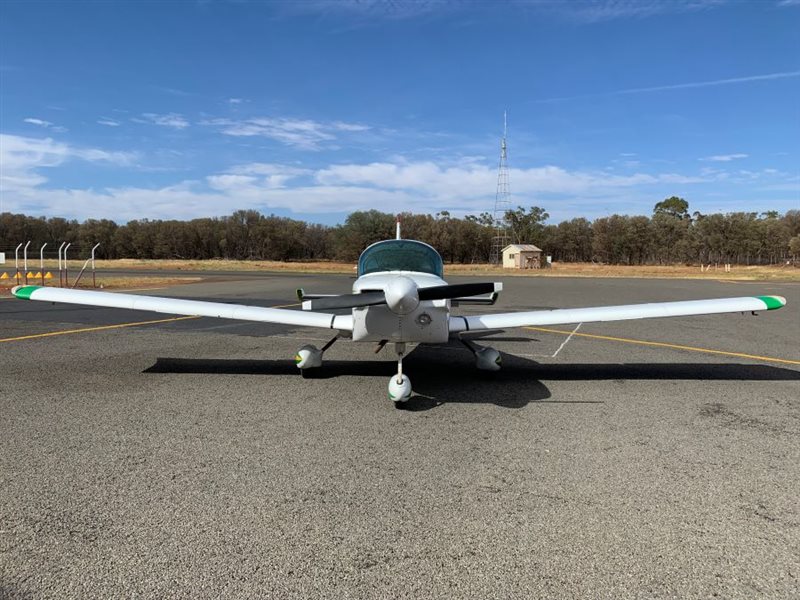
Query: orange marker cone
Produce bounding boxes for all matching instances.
[0,272,8,280]
[44,272,53,279]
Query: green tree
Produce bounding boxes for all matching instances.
[654,196,690,220]
[334,210,395,261]
[504,206,549,246]
[789,236,800,262]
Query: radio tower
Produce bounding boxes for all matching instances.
[490,111,512,264]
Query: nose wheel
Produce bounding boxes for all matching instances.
[388,342,412,406]
[388,373,412,404]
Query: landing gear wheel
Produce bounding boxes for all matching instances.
[388,374,412,403]
[294,344,322,370]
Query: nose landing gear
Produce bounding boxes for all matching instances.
[388,342,412,407]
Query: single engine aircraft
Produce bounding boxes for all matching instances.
[11,219,787,406]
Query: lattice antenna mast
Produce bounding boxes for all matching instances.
[490,111,512,264]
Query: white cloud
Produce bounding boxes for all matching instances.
[97,117,121,127]
[331,121,371,132]
[135,112,190,129]
[4,149,793,222]
[314,161,708,199]
[24,118,53,128]
[540,70,800,102]
[205,117,369,150]
[545,0,727,23]
[285,0,726,23]
[23,117,67,133]
[0,134,136,193]
[700,153,748,162]
[228,162,311,177]
[223,162,312,188]
[228,98,243,104]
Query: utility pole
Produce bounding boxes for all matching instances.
[490,111,511,265]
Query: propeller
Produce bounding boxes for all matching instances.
[418,282,498,301]
[303,280,502,313]
[302,291,386,311]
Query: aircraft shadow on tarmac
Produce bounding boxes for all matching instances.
[144,346,800,412]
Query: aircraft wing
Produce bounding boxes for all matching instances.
[448,295,786,333]
[12,285,353,331]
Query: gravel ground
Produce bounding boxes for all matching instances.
[1,274,798,598]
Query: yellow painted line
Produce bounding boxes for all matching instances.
[111,286,170,293]
[0,302,300,344]
[524,326,800,366]
[0,315,201,344]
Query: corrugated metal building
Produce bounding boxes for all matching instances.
[502,244,543,269]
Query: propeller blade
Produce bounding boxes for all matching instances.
[418,282,501,301]
[303,291,386,311]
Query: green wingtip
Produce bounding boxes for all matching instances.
[756,295,786,311]
[12,285,40,300]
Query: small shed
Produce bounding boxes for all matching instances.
[502,244,542,269]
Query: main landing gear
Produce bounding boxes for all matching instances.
[295,337,499,408]
[461,338,502,371]
[294,334,339,372]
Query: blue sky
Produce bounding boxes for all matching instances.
[1,0,798,224]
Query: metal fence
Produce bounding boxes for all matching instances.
[1,242,100,288]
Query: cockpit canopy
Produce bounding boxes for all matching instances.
[358,240,444,278]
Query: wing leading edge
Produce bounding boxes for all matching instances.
[448,295,786,333]
[12,286,353,331]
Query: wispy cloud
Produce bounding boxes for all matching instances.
[541,0,727,23]
[0,134,136,193]
[539,70,800,102]
[208,163,312,190]
[24,118,52,127]
[282,0,727,23]
[280,0,446,21]
[133,113,190,129]
[205,116,370,150]
[97,117,121,127]
[23,117,67,133]
[4,151,796,222]
[228,98,244,105]
[331,121,371,132]
[151,85,193,97]
[615,70,800,94]
[701,153,748,162]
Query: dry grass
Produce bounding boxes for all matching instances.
[29,258,356,274]
[5,259,798,282]
[446,262,800,281]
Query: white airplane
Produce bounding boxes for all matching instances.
[11,219,787,406]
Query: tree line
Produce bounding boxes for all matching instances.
[1,197,799,265]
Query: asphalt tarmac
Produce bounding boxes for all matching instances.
[1,273,798,598]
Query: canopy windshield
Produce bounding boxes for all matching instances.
[358,240,444,277]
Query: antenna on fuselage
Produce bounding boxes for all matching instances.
[396,214,402,240]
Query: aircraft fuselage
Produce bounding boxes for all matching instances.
[350,271,451,343]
